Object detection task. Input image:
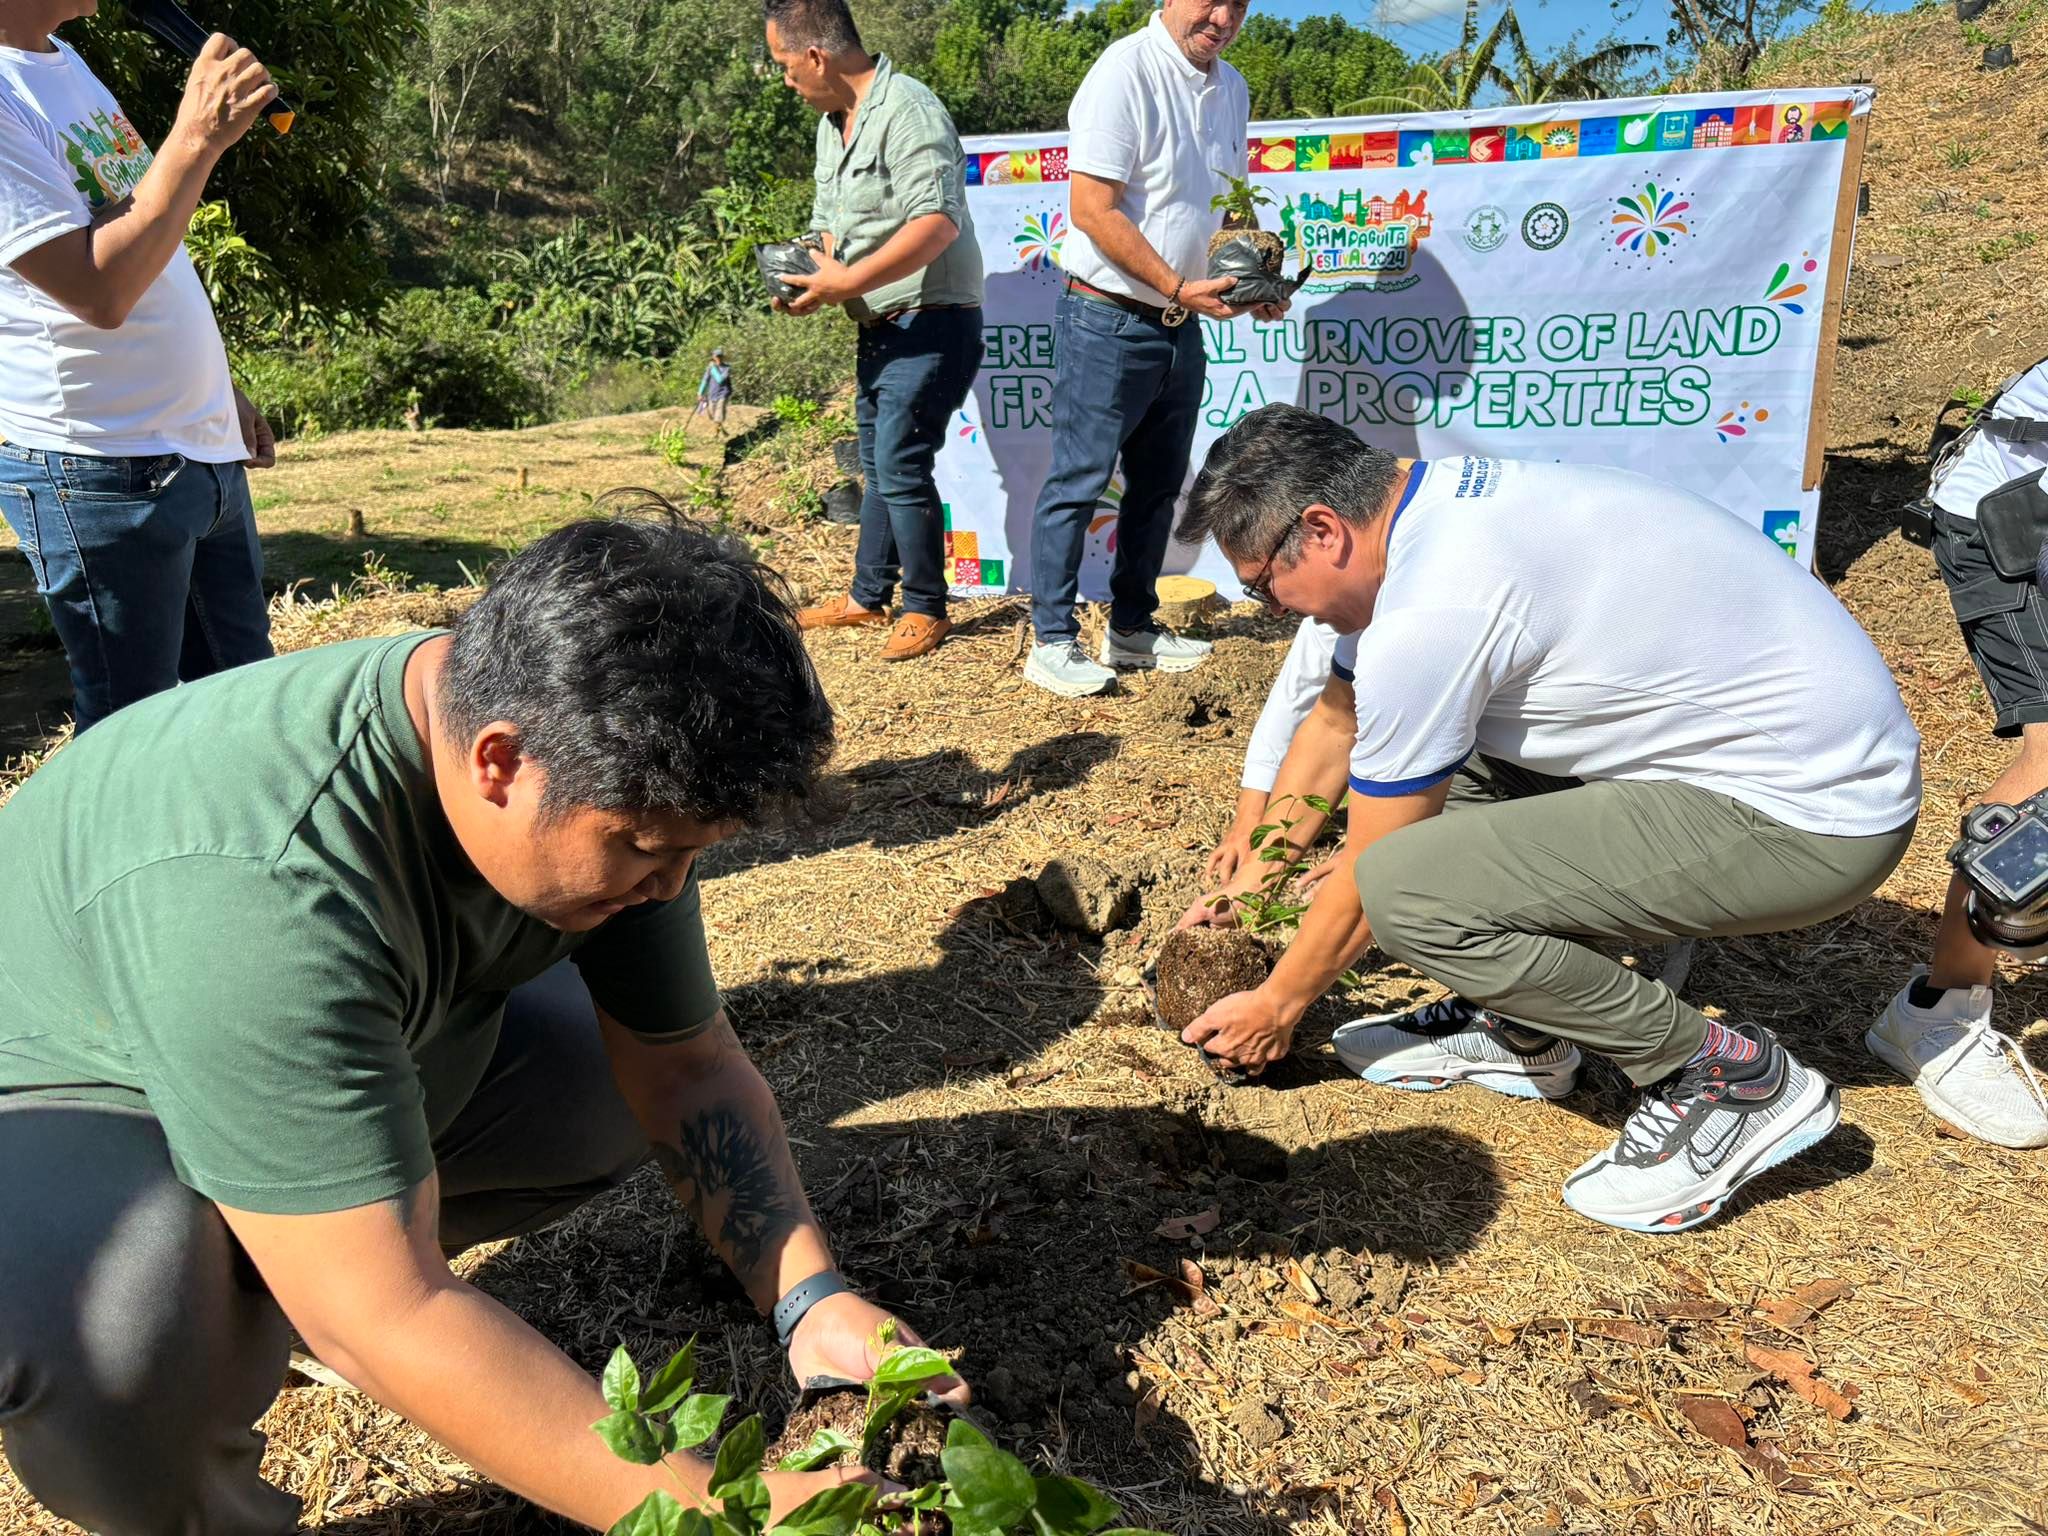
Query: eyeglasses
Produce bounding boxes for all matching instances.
[1243,514,1303,608]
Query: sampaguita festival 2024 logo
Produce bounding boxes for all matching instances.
[1275,188,1435,293]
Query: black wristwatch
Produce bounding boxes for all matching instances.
[773,1270,852,1347]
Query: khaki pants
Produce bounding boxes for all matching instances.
[1353,759,1916,1085]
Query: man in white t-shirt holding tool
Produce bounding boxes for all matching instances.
[1176,405,1922,1234]
[1869,358,2048,1148]
[0,4,280,731]
[1022,0,1287,698]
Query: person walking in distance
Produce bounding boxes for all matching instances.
[688,346,733,435]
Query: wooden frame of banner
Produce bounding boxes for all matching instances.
[1803,107,1871,491]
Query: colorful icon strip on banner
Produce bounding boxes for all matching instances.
[963,101,1852,184]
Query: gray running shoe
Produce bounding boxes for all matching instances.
[1100,624,1212,673]
[1561,1022,1838,1233]
[1333,995,1581,1100]
[1024,640,1116,697]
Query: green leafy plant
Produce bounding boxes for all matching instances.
[1228,792,1339,933]
[1945,141,1979,170]
[1205,793,1366,985]
[773,395,825,431]
[1977,230,2039,265]
[651,424,697,468]
[1209,174,1276,229]
[592,1331,1167,1536]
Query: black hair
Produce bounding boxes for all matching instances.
[440,493,834,824]
[1178,404,1403,564]
[763,0,863,54]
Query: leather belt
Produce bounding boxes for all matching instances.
[1064,276,1169,322]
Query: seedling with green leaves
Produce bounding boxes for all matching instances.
[1209,174,1275,230]
[592,1328,1169,1536]
[1213,792,1340,933]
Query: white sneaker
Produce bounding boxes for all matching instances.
[1561,1023,1839,1232]
[1024,640,1115,697]
[1099,624,1211,674]
[1867,971,2048,1149]
[1333,995,1581,1100]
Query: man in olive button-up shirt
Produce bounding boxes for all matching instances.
[768,0,985,664]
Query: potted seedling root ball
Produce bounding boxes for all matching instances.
[592,1326,1169,1535]
[1155,794,1345,1077]
[1205,176,1289,305]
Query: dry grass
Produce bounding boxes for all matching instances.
[7,9,2048,1533]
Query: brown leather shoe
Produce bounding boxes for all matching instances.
[799,594,890,631]
[880,613,952,661]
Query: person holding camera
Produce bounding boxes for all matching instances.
[0,3,280,732]
[1872,357,2048,1149]
[766,0,984,665]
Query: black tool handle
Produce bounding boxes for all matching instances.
[122,0,295,135]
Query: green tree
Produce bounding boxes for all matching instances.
[73,0,415,325]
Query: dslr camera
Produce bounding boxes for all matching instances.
[1950,790,2048,958]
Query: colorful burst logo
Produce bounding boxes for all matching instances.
[955,410,981,446]
[1014,209,1066,272]
[1713,401,1770,443]
[1765,255,1818,314]
[1611,181,1692,259]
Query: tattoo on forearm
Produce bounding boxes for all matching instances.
[654,1108,802,1279]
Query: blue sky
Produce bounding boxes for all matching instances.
[1251,0,1923,67]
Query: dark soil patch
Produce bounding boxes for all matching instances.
[770,1387,952,1486]
[1155,927,1271,1033]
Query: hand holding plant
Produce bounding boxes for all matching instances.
[1177,792,1338,933]
[592,1326,1168,1536]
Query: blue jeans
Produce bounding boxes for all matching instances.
[1029,287,1207,643]
[850,307,983,620]
[0,447,272,731]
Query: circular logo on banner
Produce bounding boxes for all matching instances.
[1521,202,1569,251]
[1462,204,1508,254]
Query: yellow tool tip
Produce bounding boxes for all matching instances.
[269,109,295,135]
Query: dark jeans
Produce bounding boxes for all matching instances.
[0,444,272,731]
[1028,287,1207,643]
[0,964,650,1535]
[850,306,983,620]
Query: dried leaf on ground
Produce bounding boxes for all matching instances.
[1373,1484,1410,1536]
[1754,1277,1855,1331]
[1675,1396,1751,1450]
[1283,1257,1322,1303]
[1153,1206,1220,1240]
[1746,1342,1857,1421]
[1566,1380,1620,1420]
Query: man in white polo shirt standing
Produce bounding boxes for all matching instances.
[1023,0,1284,698]
[0,6,280,731]
[1175,405,1922,1233]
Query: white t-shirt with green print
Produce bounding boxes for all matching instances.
[0,37,239,460]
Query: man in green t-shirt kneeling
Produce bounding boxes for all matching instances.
[0,507,957,1532]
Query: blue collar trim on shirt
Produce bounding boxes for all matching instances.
[1389,460,1427,536]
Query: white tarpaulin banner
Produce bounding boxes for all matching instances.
[937,87,1870,596]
